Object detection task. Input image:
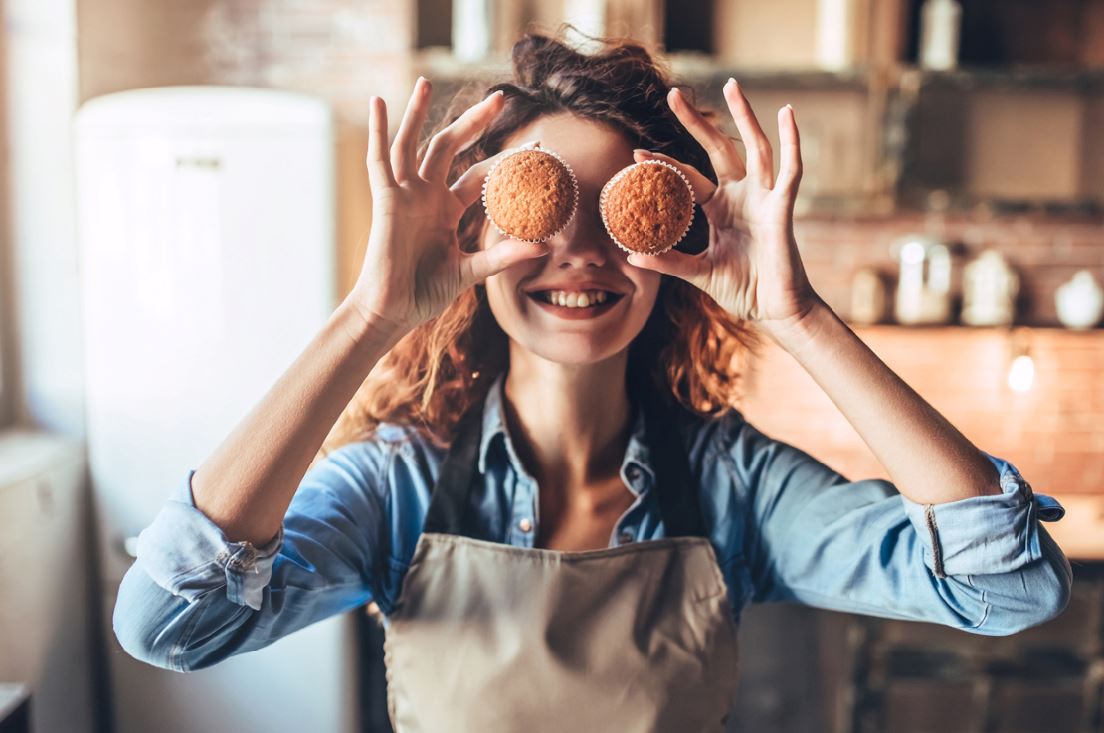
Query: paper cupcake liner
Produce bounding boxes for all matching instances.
[599,158,696,257]
[481,143,579,244]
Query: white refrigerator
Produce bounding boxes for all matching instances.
[74,86,359,733]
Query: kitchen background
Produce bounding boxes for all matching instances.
[1,0,1102,732]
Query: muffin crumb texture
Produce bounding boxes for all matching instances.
[484,150,577,242]
[602,163,693,255]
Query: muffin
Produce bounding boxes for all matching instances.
[482,145,578,243]
[599,160,695,256]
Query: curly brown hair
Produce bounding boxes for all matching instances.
[321,30,761,457]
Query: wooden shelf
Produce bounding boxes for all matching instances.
[897,65,1104,92]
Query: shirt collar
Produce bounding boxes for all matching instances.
[476,371,656,493]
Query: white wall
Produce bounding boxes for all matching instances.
[3,0,86,438]
[1,2,97,732]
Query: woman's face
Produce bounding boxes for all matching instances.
[480,113,662,366]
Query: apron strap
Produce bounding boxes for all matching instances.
[422,376,707,538]
[641,394,706,538]
[422,404,484,535]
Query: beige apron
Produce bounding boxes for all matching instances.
[382,393,741,732]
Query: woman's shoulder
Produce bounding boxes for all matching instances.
[320,421,449,474]
[679,405,752,460]
[301,422,445,505]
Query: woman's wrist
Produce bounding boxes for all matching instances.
[757,294,838,356]
[335,295,408,354]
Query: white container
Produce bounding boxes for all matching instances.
[75,86,357,733]
[1055,270,1104,330]
[919,0,962,70]
[816,0,856,70]
[961,248,1019,326]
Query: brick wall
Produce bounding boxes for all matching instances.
[737,324,1104,498]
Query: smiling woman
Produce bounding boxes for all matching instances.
[113,27,1071,733]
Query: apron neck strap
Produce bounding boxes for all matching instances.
[641,393,706,537]
[423,379,706,538]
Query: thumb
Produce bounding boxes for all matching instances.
[626,250,709,289]
[460,239,550,288]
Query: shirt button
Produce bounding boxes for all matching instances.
[618,530,635,544]
[518,518,533,533]
[626,465,642,481]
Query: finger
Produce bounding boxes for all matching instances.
[632,149,718,204]
[366,96,397,192]
[449,140,540,208]
[625,249,710,291]
[722,79,773,186]
[391,77,432,182]
[459,238,550,288]
[776,104,802,197]
[667,87,745,182]
[419,90,505,183]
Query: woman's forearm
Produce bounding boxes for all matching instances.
[190,295,403,547]
[763,295,1003,505]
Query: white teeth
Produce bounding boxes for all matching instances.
[538,289,616,308]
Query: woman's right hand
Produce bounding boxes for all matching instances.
[348,78,550,339]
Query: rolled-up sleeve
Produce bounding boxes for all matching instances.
[715,413,1072,637]
[132,472,285,611]
[112,440,392,671]
[899,451,1065,579]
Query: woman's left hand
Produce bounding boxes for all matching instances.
[626,79,824,341]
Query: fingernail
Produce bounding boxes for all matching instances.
[633,148,654,158]
[725,77,736,87]
[520,139,540,148]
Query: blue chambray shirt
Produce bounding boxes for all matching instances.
[114,372,1072,673]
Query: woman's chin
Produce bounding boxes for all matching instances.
[516,337,630,367]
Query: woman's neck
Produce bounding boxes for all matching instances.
[501,351,634,501]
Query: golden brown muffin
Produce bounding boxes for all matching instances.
[482,146,578,243]
[599,160,695,255]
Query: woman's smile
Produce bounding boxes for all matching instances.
[524,288,628,320]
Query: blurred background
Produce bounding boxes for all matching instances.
[1,0,1103,732]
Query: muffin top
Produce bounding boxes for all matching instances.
[600,160,695,256]
[482,148,578,243]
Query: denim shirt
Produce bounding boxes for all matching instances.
[114,372,1072,673]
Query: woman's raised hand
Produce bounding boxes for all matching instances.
[348,78,549,338]
[627,79,824,340]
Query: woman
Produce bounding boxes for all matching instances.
[114,33,1071,731]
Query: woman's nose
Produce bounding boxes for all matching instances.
[544,206,615,269]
